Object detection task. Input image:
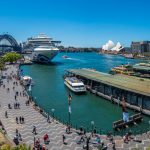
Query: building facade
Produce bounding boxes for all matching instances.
[131,41,150,56]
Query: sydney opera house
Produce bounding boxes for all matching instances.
[101,40,124,54]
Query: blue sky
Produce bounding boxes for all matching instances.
[0,0,150,47]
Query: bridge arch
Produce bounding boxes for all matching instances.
[0,34,21,52]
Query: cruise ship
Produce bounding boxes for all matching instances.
[64,77,86,93]
[25,34,61,63]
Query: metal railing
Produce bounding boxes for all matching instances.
[26,90,150,137]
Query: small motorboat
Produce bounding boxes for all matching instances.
[21,76,33,86]
[62,55,69,59]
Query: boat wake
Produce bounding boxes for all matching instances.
[66,57,81,61]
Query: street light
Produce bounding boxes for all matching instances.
[33,136,36,148]
[68,93,72,126]
[34,97,37,103]
[51,108,55,120]
[91,121,95,131]
[148,121,150,138]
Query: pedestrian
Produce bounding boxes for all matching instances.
[18,103,20,109]
[3,84,5,88]
[5,111,8,118]
[22,116,24,124]
[15,103,18,109]
[16,117,18,124]
[14,103,16,109]
[62,134,66,144]
[19,116,22,124]
[16,129,19,136]
[16,91,18,96]
[7,88,9,92]
[47,115,50,123]
[80,136,85,142]
[18,133,22,141]
[13,86,15,90]
[20,92,21,96]
[8,104,12,109]
[32,126,37,135]
[15,95,17,100]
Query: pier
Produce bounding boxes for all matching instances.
[113,113,143,130]
[66,68,150,115]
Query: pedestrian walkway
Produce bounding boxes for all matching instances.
[0,64,150,150]
[0,64,97,149]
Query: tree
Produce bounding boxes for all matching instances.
[0,58,5,71]
[3,52,22,63]
[0,58,5,78]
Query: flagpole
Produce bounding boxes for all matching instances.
[68,92,72,126]
[68,104,71,126]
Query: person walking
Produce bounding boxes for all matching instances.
[18,103,20,109]
[5,111,8,118]
[16,117,18,124]
[19,116,22,124]
[32,126,37,135]
[22,116,24,124]
[62,135,66,144]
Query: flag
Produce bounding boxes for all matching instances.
[68,93,72,103]
[123,112,129,122]
[69,105,71,114]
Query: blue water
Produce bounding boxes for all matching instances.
[21,53,149,133]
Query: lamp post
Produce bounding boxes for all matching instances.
[33,136,36,148]
[51,108,55,120]
[34,97,37,104]
[68,93,72,126]
[28,84,32,97]
[148,121,150,138]
[91,121,95,132]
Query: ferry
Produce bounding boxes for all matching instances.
[64,77,86,93]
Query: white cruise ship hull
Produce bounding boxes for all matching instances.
[32,48,59,63]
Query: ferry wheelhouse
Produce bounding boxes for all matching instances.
[64,77,86,93]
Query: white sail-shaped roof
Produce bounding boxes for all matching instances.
[102,41,123,52]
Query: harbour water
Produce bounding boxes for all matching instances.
[21,53,149,133]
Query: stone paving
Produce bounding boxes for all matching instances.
[0,64,150,150]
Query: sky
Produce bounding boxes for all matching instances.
[0,0,150,47]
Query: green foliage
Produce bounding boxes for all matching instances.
[0,58,5,71]
[0,144,10,150]
[12,144,31,150]
[3,52,22,63]
[0,144,31,150]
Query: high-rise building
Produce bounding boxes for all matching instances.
[131,41,150,56]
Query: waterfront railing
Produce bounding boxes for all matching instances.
[26,89,150,137]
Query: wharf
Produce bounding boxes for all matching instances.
[67,68,150,114]
[67,68,150,97]
[113,113,143,130]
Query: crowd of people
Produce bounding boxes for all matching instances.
[0,64,121,150]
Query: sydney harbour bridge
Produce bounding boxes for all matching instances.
[0,34,21,53]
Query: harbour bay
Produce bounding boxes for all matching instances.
[21,52,150,132]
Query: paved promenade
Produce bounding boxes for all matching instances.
[0,64,150,150]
